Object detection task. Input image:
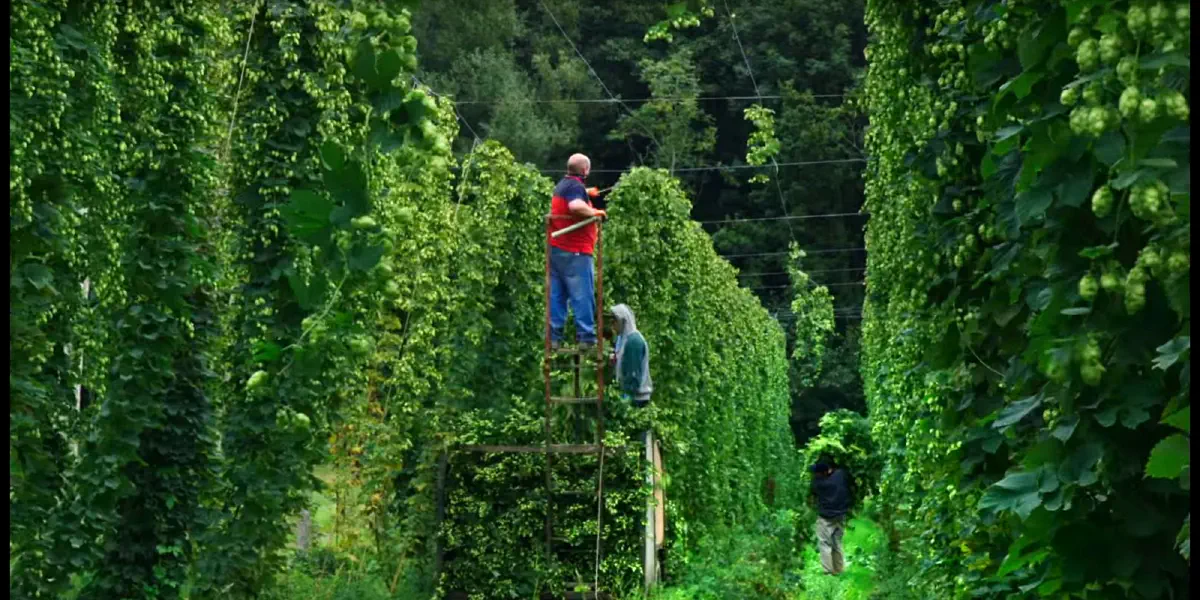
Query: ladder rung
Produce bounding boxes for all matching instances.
[550,396,599,405]
[548,345,603,357]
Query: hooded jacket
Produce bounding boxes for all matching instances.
[611,304,652,403]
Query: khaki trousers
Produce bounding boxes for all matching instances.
[816,516,845,575]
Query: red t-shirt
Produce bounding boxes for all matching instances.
[549,175,596,254]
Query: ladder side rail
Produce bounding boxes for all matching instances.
[592,221,606,589]
[543,215,555,560]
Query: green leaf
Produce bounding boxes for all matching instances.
[1092,132,1125,166]
[348,244,385,272]
[999,71,1043,100]
[1140,52,1189,70]
[1056,160,1094,208]
[1078,243,1117,259]
[1065,0,1104,24]
[324,161,370,216]
[981,153,997,179]
[281,190,333,243]
[286,271,327,312]
[1139,158,1178,169]
[1060,307,1091,316]
[1095,404,1119,427]
[1058,442,1102,486]
[22,263,53,291]
[998,543,1049,577]
[374,49,405,87]
[372,89,406,114]
[320,141,345,172]
[1145,434,1190,479]
[979,470,1042,519]
[1152,336,1190,371]
[993,394,1044,429]
[1111,168,1151,190]
[1095,13,1120,33]
[1163,406,1190,433]
[252,342,282,363]
[1177,515,1190,560]
[1050,414,1079,442]
[1015,187,1053,225]
[1121,406,1151,429]
[995,125,1024,143]
[353,40,376,83]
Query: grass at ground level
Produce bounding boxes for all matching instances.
[61,461,889,599]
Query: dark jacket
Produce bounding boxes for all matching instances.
[811,468,852,519]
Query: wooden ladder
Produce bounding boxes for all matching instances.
[452,214,612,598]
[542,214,608,595]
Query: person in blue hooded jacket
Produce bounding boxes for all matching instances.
[610,304,652,408]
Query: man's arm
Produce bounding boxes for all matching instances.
[567,199,606,218]
[566,183,605,218]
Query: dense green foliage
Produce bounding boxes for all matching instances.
[797,410,879,519]
[434,167,805,597]
[862,0,1190,597]
[410,0,872,440]
[10,2,805,598]
[605,169,802,540]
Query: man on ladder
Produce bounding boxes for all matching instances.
[548,153,606,351]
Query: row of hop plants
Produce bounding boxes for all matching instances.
[10,0,459,597]
[11,1,805,598]
[861,0,1188,598]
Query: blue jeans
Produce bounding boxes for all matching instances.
[549,247,596,344]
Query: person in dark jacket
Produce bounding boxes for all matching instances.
[810,460,852,575]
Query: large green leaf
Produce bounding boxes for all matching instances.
[1162,406,1190,434]
[1145,434,1189,479]
[348,243,385,272]
[1014,186,1053,226]
[1017,12,1062,70]
[281,189,334,243]
[1153,336,1190,371]
[1058,442,1102,486]
[1056,159,1094,208]
[993,394,1043,429]
[1092,132,1125,166]
[22,263,53,291]
[374,49,405,88]
[320,141,345,172]
[980,470,1042,519]
[352,39,376,83]
[323,161,370,216]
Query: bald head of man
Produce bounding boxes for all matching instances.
[567,153,591,177]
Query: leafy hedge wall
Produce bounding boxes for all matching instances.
[862,0,1189,597]
[604,169,802,550]
[10,2,801,598]
[797,409,879,519]
[432,166,803,597]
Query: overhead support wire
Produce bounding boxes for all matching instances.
[451,94,844,105]
[413,73,484,145]
[749,281,865,290]
[700,211,866,225]
[448,157,867,175]
[535,0,661,153]
[738,267,865,277]
[720,0,796,242]
[720,248,867,259]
